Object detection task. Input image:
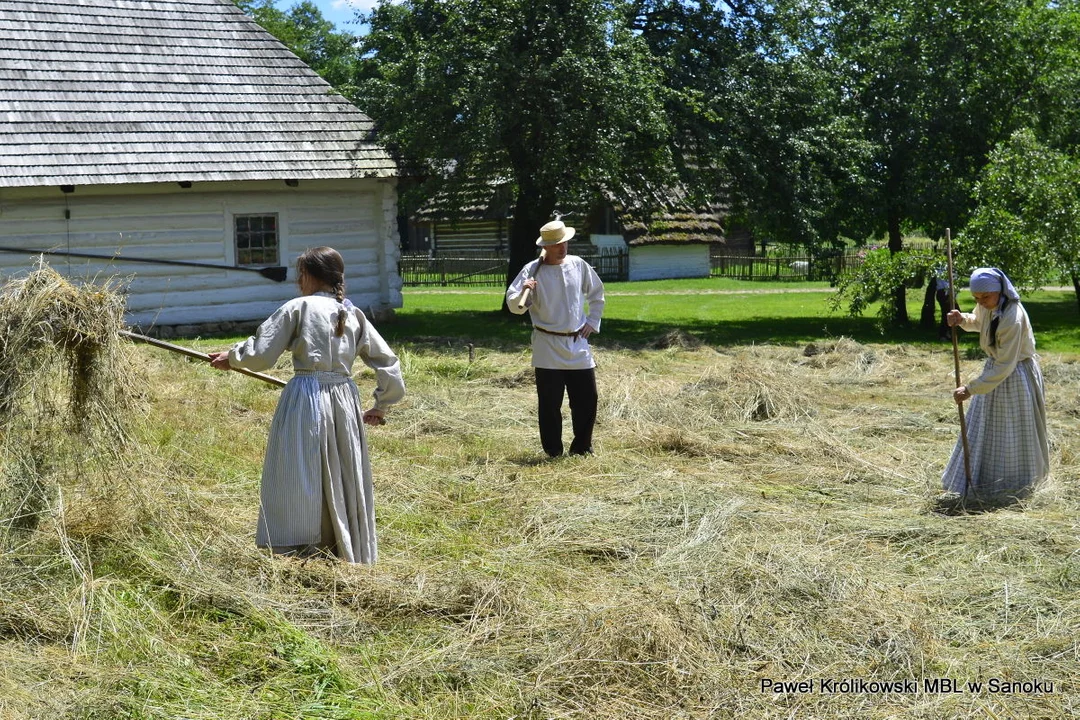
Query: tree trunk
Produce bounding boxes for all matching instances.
[1073,271,1080,314]
[887,208,908,325]
[920,279,936,329]
[502,185,555,313]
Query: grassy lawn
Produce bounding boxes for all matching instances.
[392,279,1080,354]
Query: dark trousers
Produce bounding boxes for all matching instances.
[936,288,951,339]
[535,367,597,457]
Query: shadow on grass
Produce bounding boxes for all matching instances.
[381,295,1079,354]
[381,309,960,352]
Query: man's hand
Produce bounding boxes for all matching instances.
[579,323,595,339]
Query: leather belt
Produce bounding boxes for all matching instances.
[533,325,583,339]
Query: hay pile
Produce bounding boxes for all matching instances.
[679,354,817,423]
[0,261,143,533]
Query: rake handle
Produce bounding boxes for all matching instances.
[0,245,288,282]
[119,330,287,388]
[516,286,533,311]
[516,249,546,311]
[945,228,973,491]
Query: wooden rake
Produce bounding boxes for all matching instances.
[945,228,973,493]
[516,249,547,311]
[120,330,286,387]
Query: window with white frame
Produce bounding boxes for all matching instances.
[234,213,279,265]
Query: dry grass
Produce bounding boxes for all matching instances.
[0,262,144,539]
[1,304,1078,718]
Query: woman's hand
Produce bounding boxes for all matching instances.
[946,309,964,327]
[953,385,971,404]
[208,351,231,371]
[363,408,386,426]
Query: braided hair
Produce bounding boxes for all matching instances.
[296,246,349,336]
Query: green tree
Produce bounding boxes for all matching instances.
[822,0,1073,324]
[829,246,940,329]
[629,0,873,268]
[356,0,675,295]
[236,0,360,92]
[959,129,1080,311]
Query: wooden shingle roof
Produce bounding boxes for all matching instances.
[0,0,396,188]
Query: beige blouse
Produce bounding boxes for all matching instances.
[956,300,1037,395]
[228,292,405,410]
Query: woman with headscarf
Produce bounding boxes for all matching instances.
[943,267,1049,502]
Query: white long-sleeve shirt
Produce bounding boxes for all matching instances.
[506,255,605,370]
[956,299,1037,395]
[228,292,405,411]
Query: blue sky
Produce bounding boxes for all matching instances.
[275,0,375,31]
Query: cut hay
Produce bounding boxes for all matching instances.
[2,301,1079,718]
[0,260,144,534]
[0,260,138,433]
[800,336,879,372]
[680,359,816,423]
[649,328,703,350]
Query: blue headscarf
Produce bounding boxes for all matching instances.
[969,267,1019,347]
[968,267,1020,302]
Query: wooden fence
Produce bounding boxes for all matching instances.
[399,252,507,286]
[399,248,629,286]
[710,242,940,281]
[400,243,940,286]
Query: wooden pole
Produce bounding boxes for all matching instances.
[516,249,546,311]
[0,245,288,282]
[945,228,973,493]
[119,330,287,388]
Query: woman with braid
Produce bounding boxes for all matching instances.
[943,267,1049,503]
[209,246,405,563]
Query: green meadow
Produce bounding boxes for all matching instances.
[393,280,1080,352]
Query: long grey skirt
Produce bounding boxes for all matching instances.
[255,371,376,564]
[942,357,1049,501]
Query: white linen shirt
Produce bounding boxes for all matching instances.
[228,292,405,410]
[956,299,1037,395]
[506,254,605,370]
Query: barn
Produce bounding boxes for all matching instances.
[0,0,400,334]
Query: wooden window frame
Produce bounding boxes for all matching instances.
[233,212,280,266]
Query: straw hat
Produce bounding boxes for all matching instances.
[536,220,576,247]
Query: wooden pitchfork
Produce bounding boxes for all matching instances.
[945,228,973,493]
[119,330,286,387]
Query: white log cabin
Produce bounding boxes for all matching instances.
[0,0,400,334]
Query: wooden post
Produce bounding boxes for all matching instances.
[945,228,973,493]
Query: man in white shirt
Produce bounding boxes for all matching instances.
[506,220,606,457]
